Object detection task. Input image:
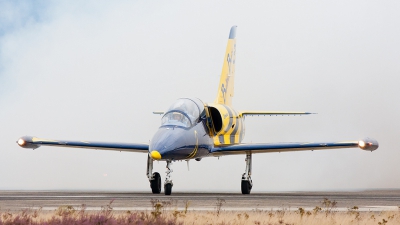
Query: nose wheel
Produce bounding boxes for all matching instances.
[164,160,173,195]
[165,183,172,195]
[241,153,253,194]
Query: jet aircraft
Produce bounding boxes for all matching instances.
[17,26,379,195]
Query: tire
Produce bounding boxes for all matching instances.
[241,180,252,194]
[164,183,172,195]
[150,172,161,194]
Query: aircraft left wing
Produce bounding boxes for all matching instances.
[17,136,148,153]
[211,138,378,156]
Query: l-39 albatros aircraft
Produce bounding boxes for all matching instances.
[17,26,378,195]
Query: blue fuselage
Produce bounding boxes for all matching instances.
[149,121,213,160]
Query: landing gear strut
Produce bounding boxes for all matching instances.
[241,153,253,194]
[164,160,173,195]
[147,155,161,194]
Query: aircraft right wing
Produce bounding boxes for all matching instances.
[211,138,378,156]
[240,111,314,117]
[17,136,148,153]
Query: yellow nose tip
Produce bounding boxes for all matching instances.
[150,150,162,160]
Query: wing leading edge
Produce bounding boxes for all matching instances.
[17,136,149,153]
[211,138,378,156]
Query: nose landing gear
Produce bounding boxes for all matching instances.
[241,153,253,194]
[146,156,174,195]
[164,160,173,195]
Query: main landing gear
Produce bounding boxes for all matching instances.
[241,153,253,194]
[147,155,161,194]
[146,155,174,195]
[150,172,161,193]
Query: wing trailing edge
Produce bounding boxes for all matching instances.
[17,136,149,153]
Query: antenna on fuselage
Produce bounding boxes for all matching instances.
[186,160,190,171]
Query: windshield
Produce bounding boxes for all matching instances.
[161,112,191,127]
[161,98,204,128]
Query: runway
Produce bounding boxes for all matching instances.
[1,190,399,212]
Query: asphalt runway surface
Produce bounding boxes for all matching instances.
[1,190,399,212]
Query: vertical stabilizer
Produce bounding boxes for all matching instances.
[215,26,237,106]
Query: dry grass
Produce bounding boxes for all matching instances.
[175,210,399,225]
[1,199,400,225]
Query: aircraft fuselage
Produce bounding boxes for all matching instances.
[149,120,213,160]
[148,98,245,161]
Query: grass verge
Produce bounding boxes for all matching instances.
[1,198,399,225]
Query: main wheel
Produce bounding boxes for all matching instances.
[150,172,161,194]
[164,183,172,195]
[241,180,252,194]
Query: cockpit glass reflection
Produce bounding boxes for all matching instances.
[161,98,205,128]
[161,112,191,127]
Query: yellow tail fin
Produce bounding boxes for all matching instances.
[215,26,237,106]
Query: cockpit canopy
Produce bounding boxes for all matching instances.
[161,98,205,128]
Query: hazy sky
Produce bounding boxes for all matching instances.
[1,1,399,192]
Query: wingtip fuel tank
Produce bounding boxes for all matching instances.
[358,137,379,151]
[17,136,40,149]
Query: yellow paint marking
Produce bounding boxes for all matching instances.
[150,150,161,160]
[187,130,199,159]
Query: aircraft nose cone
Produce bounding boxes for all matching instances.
[150,150,162,160]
